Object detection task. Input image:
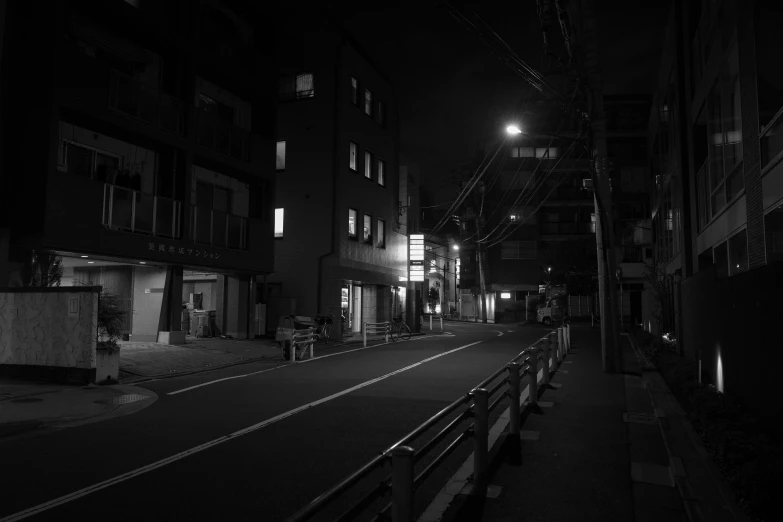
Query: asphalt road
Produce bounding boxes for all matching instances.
[0,322,548,522]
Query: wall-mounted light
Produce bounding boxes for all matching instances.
[80,255,89,258]
[87,261,95,264]
[500,292,511,299]
[140,262,146,265]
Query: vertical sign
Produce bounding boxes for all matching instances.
[409,234,425,282]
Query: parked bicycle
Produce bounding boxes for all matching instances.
[390,313,411,341]
[315,313,334,343]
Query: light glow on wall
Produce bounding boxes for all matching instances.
[501,292,511,299]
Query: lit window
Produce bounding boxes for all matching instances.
[511,147,535,158]
[501,292,511,299]
[274,208,284,238]
[363,214,372,243]
[365,151,372,179]
[348,208,357,238]
[510,214,518,221]
[535,147,559,159]
[351,77,358,106]
[377,218,386,248]
[378,158,385,186]
[276,141,286,171]
[378,100,385,126]
[349,142,357,171]
[590,213,596,233]
[430,259,437,273]
[279,73,315,100]
[365,89,373,116]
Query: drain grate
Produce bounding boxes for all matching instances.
[95,394,152,406]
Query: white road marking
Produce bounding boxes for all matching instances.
[494,330,504,336]
[0,341,484,522]
[168,333,456,395]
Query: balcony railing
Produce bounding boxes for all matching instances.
[196,108,250,162]
[621,245,647,263]
[190,205,248,250]
[102,184,182,238]
[108,70,185,136]
[540,222,594,235]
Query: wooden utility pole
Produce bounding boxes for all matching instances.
[475,183,488,323]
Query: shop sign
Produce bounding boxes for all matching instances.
[148,241,221,260]
[409,234,425,281]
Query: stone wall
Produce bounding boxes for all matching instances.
[0,287,99,370]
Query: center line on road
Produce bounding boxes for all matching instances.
[0,340,484,522]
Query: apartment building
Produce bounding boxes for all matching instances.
[649,0,783,404]
[271,10,405,340]
[0,0,276,342]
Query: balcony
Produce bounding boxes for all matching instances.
[108,70,185,136]
[761,108,783,170]
[196,108,250,162]
[540,222,594,235]
[102,184,182,238]
[621,245,648,263]
[190,205,248,250]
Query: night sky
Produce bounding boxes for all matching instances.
[334,1,671,199]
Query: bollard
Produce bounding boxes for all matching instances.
[542,337,551,385]
[440,315,443,331]
[290,341,296,364]
[363,323,367,348]
[508,363,521,437]
[472,388,489,495]
[566,324,571,352]
[391,446,415,522]
[551,331,560,366]
[309,340,314,359]
[528,348,538,406]
[429,315,433,331]
[385,323,389,343]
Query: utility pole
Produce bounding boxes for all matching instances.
[475,183,488,323]
[576,0,622,372]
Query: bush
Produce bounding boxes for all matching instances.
[97,291,127,351]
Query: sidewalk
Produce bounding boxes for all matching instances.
[0,380,157,440]
[118,331,403,383]
[445,327,748,522]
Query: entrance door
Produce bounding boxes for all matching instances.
[352,285,362,333]
[631,291,642,327]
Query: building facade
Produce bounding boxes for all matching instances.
[649,0,783,398]
[271,12,406,340]
[0,0,276,342]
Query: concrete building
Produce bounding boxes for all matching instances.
[0,0,276,343]
[648,0,783,403]
[271,11,406,340]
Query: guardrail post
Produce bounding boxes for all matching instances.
[542,337,551,385]
[309,339,314,359]
[363,323,367,348]
[508,363,521,437]
[557,327,564,361]
[429,315,433,331]
[385,323,389,343]
[528,349,538,406]
[391,446,414,522]
[472,388,489,495]
[290,341,296,364]
[566,324,571,352]
[550,331,559,367]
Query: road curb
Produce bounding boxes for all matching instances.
[120,332,430,384]
[0,419,44,439]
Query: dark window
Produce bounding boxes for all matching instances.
[377,218,386,248]
[351,77,358,106]
[363,214,372,243]
[364,89,372,117]
[378,100,385,126]
[279,73,314,101]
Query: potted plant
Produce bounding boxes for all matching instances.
[95,291,127,384]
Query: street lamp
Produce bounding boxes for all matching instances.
[506,124,522,135]
[453,245,459,251]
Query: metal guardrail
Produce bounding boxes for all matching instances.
[363,321,391,347]
[290,328,318,363]
[426,315,444,331]
[287,325,574,522]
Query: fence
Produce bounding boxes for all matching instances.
[290,328,319,363]
[363,321,391,347]
[286,324,573,522]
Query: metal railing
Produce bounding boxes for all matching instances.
[190,205,248,250]
[287,325,574,522]
[108,69,185,136]
[621,245,646,263]
[196,107,251,162]
[102,183,182,238]
[363,321,391,347]
[290,328,319,363]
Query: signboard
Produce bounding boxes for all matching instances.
[409,234,425,281]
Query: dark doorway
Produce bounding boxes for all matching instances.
[630,290,642,327]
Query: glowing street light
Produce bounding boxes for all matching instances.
[506,124,522,135]
[453,245,459,251]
